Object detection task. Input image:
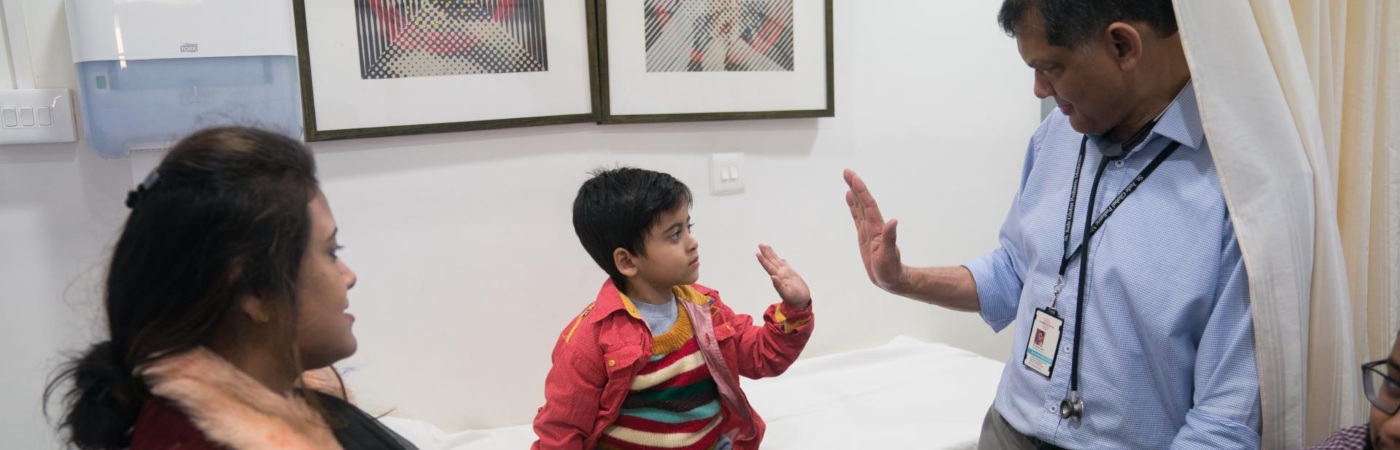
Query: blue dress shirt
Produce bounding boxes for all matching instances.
[965,82,1262,449]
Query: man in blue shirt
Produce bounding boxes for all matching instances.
[843,1,1261,448]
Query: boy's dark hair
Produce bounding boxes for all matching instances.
[998,0,1178,49]
[572,167,692,291]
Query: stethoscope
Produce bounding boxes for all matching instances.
[1054,115,1181,421]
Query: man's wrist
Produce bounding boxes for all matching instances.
[885,265,913,296]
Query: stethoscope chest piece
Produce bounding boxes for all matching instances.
[1060,391,1084,420]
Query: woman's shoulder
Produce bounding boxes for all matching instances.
[129,398,223,450]
[311,391,420,450]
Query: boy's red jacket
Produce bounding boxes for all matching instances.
[532,280,814,450]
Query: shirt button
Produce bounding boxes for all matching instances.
[608,359,616,367]
[1115,160,1126,168]
[1063,345,1072,354]
[1048,404,1057,413]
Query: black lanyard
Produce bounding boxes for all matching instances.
[1058,134,1182,392]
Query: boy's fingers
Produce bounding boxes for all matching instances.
[756,252,778,274]
[759,244,782,265]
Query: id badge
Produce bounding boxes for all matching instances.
[1022,307,1064,378]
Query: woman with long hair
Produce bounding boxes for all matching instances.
[46,127,415,449]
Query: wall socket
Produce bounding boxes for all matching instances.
[0,88,78,145]
[709,152,745,196]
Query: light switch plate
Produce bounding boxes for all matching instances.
[709,152,745,196]
[0,88,77,145]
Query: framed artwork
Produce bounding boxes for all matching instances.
[293,0,600,141]
[595,0,834,123]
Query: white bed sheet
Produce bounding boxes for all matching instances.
[380,336,1005,450]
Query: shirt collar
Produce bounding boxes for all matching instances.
[1151,80,1205,151]
[587,280,711,324]
[1093,80,1205,155]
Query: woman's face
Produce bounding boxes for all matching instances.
[294,192,359,369]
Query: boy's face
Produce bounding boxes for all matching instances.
[629,203,700,294]
[1372,335,1400,448]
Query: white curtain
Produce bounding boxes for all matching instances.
[1294,0,1400,379]
[1175,0,1399,448]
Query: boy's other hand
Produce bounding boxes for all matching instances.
[756,244,811,309]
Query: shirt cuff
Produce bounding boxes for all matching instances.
[773,301,814,334]
[963,248,1021,332]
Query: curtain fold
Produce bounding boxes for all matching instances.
[1176,0,1399,447]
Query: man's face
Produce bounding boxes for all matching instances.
[1371,335,1400,449]
[1015,13,1134,136]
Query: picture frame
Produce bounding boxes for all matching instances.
[292,0,601,141]
[594,0,834,124]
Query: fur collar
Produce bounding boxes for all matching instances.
[138,347,344,450]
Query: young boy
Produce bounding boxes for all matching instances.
[532,167,814,450]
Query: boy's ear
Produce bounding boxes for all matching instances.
[614,248,640,277]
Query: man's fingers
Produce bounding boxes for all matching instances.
[884,219,899,247]
[843,168,858,187]
[848,172,886,229]
[848,189,868,232]
[869,219,899,261]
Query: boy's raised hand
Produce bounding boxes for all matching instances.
[756,244,811,309]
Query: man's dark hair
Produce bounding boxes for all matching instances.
[998,0,1178,49]
[573,167,692,290]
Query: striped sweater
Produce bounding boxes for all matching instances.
[599,304,723,450]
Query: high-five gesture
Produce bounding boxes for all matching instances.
[844,169,908,294]
[756,244,811,309]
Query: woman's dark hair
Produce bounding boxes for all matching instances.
[44,127,320,449]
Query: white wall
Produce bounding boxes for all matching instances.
[0,1,1038,446]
